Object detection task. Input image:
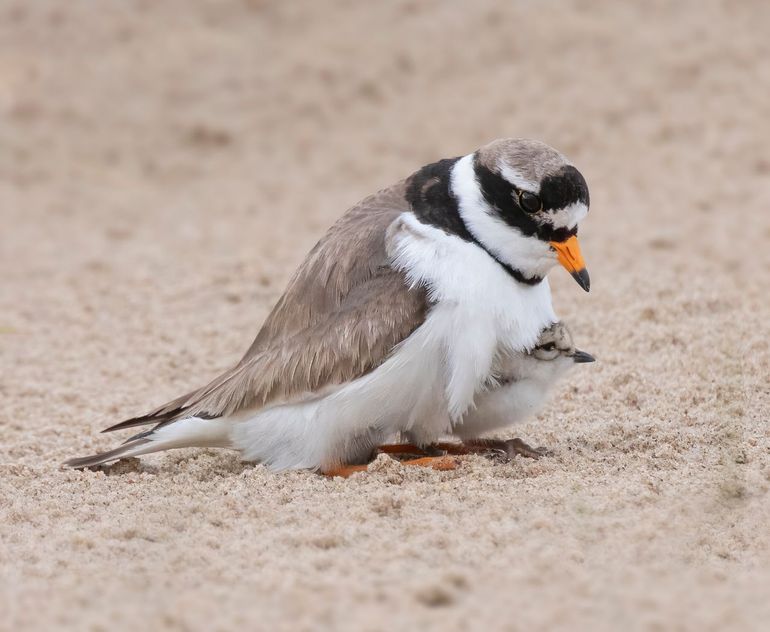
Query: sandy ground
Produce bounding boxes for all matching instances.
[1,0,769,630]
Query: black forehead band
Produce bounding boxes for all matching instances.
[540,165,590,210]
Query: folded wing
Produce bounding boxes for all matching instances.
[104,182,429,434]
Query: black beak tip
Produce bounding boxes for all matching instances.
[573,350,596,364]
[571,268,590,292]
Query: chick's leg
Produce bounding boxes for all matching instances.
[447,438,550,460]
[374,438,548,460]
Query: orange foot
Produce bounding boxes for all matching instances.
[322,455,459,478]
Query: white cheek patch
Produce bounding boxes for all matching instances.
[549,201,588,231]
[450,155,557,279]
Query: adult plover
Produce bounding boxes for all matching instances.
[65,138,591,475]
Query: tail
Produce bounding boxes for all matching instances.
[63,417,233,469]
[63,435,157,469]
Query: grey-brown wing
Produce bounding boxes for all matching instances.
[104,182,428,432]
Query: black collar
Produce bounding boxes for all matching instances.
[405,157,544,288]
[474,245,543,286]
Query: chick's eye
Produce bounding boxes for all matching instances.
[539,342,556,352]
[518,191,542,213]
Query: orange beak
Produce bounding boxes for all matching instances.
[550,235,590,292]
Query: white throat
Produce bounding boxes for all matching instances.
[450,154,557,280]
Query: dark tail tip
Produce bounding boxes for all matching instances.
[62,454,110,470]
[62,438,151,470]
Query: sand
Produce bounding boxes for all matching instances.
[1,0,769,630]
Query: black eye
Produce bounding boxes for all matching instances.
[519,191,542,213]
[539,342,556,352]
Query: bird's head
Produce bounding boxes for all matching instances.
[528,321,595,380]
[459,138,591,291]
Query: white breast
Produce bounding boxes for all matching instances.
[387,212,557,423]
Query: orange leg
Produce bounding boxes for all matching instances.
[427,442,475,455]
[321,463,369,478]
[400,456,459,471]
[322,455,459,478]
[375,443,431,456]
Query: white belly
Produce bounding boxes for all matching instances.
[454,379,550,440]
[230,320,448,470]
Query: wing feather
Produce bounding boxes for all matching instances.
[104,182,428,433]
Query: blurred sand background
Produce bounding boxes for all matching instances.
[1,0,769,630]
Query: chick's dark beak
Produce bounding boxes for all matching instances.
[572,349,596,364]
